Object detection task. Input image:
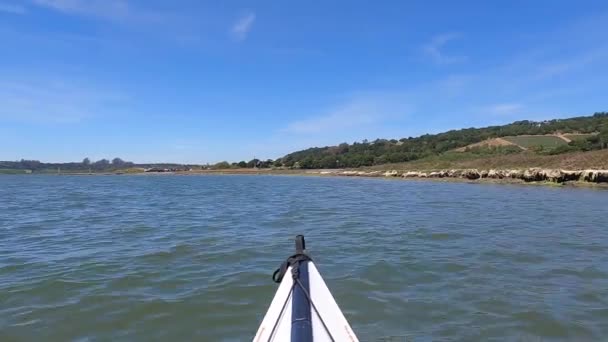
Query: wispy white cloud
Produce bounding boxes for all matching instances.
[435,74,471,98]
[533,49,608,80]
[284,104,377,134]
[231,11,256,41]
[30,0,172,26]
[283,93,409,134]
[269,46,325,57]
[423,32,467,65]
[483,103,525,116]
[0,78,126,123]
[31,0,130,20]
[0,2,26,14]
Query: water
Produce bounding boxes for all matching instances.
[1,175,607,341]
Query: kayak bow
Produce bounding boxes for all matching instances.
[254,235,359,342]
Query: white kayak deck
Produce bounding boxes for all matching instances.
[253,262,358,342]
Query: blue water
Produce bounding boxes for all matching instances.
[1,175,607,341]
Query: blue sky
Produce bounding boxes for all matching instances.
[1,0,607,163]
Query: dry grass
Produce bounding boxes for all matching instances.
[363,149,608,171]
[454,138,520,152]
[502,135,567,149]
[563,133,597,141]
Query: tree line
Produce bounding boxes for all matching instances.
[0,158,137,172]
[278,112,608,169]
[211,158,280,169]
[4,112,607,172]
[0,156,279,172]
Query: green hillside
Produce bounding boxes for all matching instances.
[279,112,608,169]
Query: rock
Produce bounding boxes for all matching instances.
[487,169,504,179]
[462,169,480,180]
[597,171,608,183]
[383,170,399,177]
[508,170,524,179]
[402,171,419,178]
[562,170,581,182]
[581,170,608,183]
[581,170,596,182]
[338,168,607,184]
[450,169,462,178]
[523,168,546,182]
[522,169,533,181]
[428,171,443,178]
[544,169,563,182]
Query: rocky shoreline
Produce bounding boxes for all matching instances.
[54,167,608,186]
[307,168,608,184]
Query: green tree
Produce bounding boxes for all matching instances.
[112,157,125,166]
[600,128,608,149]
[247,158,260,168]
[213,161,231,169]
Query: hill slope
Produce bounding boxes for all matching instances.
[364,149,608,171]
[279,112,608,169]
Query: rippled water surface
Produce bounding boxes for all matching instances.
[1,175,608,341]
